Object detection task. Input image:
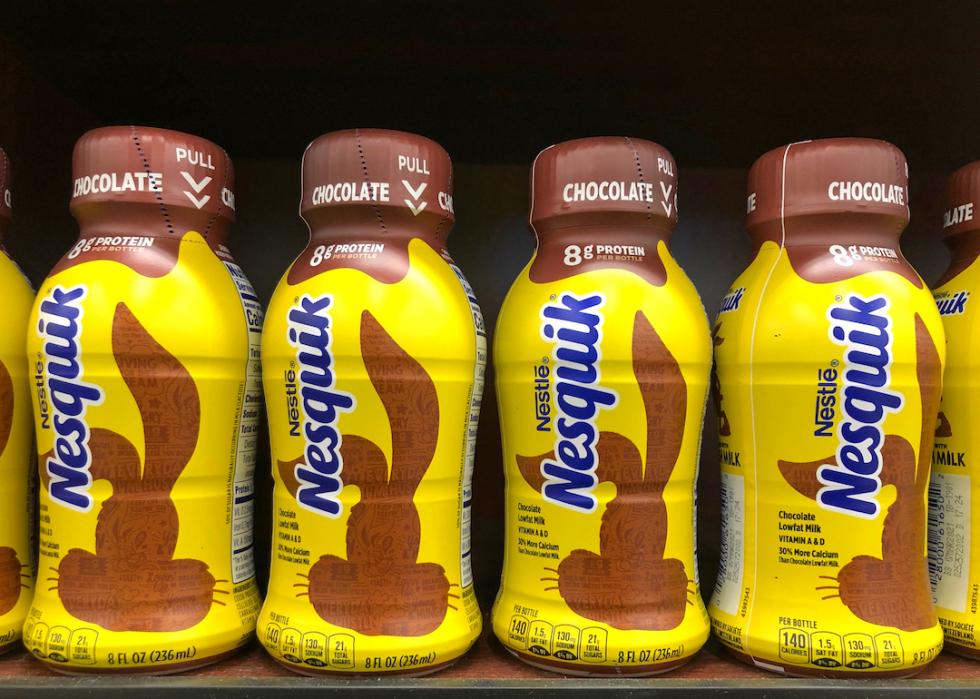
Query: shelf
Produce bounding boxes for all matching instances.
[2,627,980,697]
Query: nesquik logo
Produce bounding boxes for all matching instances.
[287,294,355,519]
[819,294,903,519]
[36,286,104,513]
[279,311,455,636]
[43,303,224,632]
[778,314,940,632]
[517,311,695,631]
[538,293,618,513]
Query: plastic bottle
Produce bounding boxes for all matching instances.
[24,126,261,672]
[492,137,711,675]
[257,128,484,675]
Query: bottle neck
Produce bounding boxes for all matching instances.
[529,220,673,286]
[938,230,980,286]
[533,220,673,248]
[73,201,228,240]
[304,206,450,248]
[748,213,905,253]
[945,230,980,264]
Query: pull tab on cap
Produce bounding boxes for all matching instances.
[943,160,980,238]
[746,137,909,234]
[301,128,454,233]
[530,136,679,231]
[70,125,236,224]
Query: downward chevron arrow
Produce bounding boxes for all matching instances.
[660,181,674,216]
[402,179,427,200]
[183,192,211,209]
[181,171,212,193]
[406,200,428,216]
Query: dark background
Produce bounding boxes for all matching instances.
[1,2,977,610]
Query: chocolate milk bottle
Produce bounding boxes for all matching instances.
[709,138,945,677]
[929,160,980,658]
[0,149,36,653]
[257,129,484,675]
[492,137,712,675]
[24,126,261,672]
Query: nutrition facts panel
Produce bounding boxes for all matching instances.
[226,260,262,584]
[451,262,485,590]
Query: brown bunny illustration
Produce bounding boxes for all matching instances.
[279,310,454,637]
[777,315,939,632]
[515,311,695,631]
[0,360,29,615]
[45,303,224,632]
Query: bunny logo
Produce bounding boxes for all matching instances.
[515,311,696,631]
[279,311,455,637]
[43,303,225,632]
[0,360,30,615]
[777,314,940,632]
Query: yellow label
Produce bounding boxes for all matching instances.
[257,239,483,674]
[491,241,711,674]
[708,242,945,675]
[0,251,35,649]
[24,233,261,671]
[930,256,980,653]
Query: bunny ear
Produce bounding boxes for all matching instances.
[360,311,438,490]
[0,361,12,458]
[632,311,686,490]
[277,455,303,498]
[515,450,549,492]
[712,322,725,347]
[111,303,200,490]
[914,314,942,492]
[778,455,831,500]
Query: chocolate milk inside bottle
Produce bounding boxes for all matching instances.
[24,126,261,673]
[709,138,945,677]
[257,129,484,675]
[491,137,712,675]
[929,160,980,658]
[0,149,36,653]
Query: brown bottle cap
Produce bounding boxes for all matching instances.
[301,128,454,233]
[746,138,909,235]
[70,125,236,225]
[943,161,980,238]
[530,137,678,231]
[0,147,10,223]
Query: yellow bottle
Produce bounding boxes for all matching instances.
[929,160,980,658]
[24,126,261,672]
[257,129,484,675]
[0,149,36,653]
[491,137,711,675]
[709,138,945,677]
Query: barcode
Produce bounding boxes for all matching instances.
[927,479,945,592]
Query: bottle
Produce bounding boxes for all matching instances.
[709,138,945,677]
[257,128,484,676]
[929,160,980,658]
[491,137,711,675]
[24,126,261,672]
[0,149,35,653]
